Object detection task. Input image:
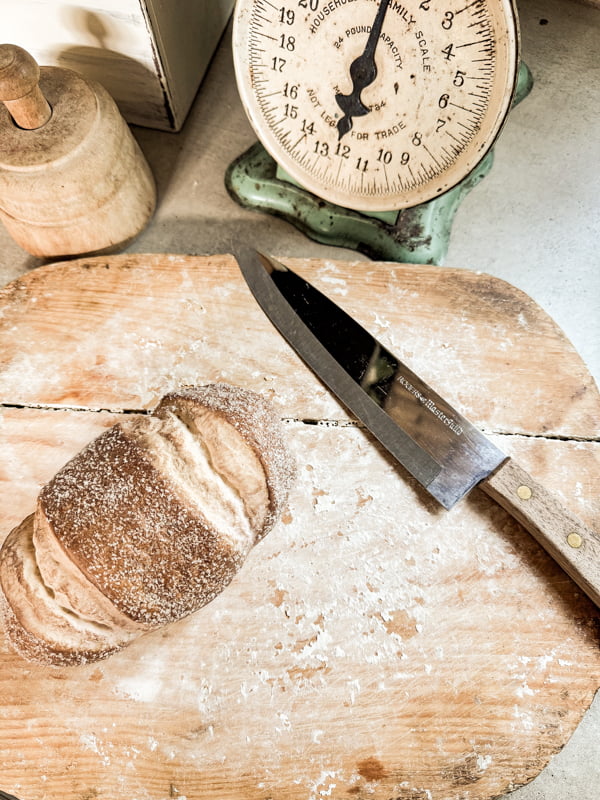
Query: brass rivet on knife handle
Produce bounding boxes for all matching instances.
[517,485,532,501]
[567,532,583,549]
[481,459,600,607]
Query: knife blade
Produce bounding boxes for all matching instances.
[237,250,600,608]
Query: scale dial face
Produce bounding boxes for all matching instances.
[233,0,519,211]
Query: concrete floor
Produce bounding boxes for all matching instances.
[0,0,598,796]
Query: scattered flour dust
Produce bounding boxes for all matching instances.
[112,653,173,703]
[295,769,341,800]
[78,732,112,767]
[113,672,164,703]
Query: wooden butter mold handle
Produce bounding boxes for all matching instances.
[0,44,52,130]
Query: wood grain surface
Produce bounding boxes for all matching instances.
[0,254,598,800]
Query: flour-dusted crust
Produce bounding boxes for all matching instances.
[0,516,139,666]
[0,384,295,665]
[155,384,296,540]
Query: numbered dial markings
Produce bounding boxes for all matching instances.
[234,0,519,210]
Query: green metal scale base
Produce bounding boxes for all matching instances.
[226,63,532,265]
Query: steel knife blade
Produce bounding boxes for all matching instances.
[237,250,600,608]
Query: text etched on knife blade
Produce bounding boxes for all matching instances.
[397,375,464,436]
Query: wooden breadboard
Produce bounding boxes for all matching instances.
[0,254,598,800]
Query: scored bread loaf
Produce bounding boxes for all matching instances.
[0,384,295,666]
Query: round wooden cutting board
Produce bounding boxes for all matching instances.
[0,254,598,800]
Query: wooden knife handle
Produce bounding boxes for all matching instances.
[480,459,600,608]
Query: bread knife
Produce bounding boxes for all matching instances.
[237,250,600,608]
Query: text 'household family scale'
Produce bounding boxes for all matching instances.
[226,0,532,263]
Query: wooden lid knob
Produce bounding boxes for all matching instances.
[0,44,52,129]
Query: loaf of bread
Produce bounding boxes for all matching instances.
[0,384,295,666]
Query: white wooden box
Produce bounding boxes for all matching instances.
[1,0,235,131]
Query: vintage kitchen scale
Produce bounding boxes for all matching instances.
[226,0,532,263]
